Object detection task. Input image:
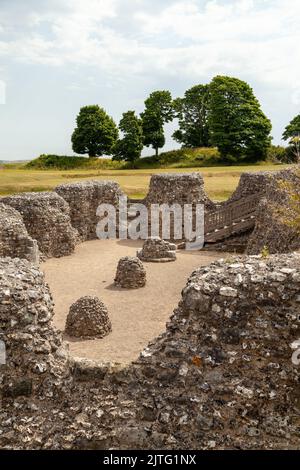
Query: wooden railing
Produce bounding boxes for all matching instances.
[127,193,262,243]
[204,193,261,236]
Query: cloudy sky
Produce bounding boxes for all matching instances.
[0,0,299,160]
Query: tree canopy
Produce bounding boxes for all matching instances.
[113,111,144,163]
[141,90,173,156]
[283,114,300,162]
[71,105,118,158]
[208,76,272,163]
[173,84,211,148]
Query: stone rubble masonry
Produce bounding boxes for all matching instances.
[1,253,300,449]
[1,192,78,258]
[114,256,146,289]
[144,173,216,210]
[224,171,273,205]
[0,169,298,260]
[247,168,300,254]
[56,180,124,241]
[0,257,71,403]
[65,296,112,340]
[0,203,39,264]
[137,237,177,262]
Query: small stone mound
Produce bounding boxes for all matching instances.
[65,296,111,339]
[114,256,146,289]
[137,237,177,262]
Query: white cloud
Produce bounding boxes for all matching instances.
[0,0,300,158]
[0,0,299,92]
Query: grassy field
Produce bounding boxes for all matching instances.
[0,163,291,201]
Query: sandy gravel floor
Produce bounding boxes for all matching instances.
[42,240,225,365]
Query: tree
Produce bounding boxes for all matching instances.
[71,105,118,157]
[141,90,173,156]
[173,84,211,148]
[283,114,300,163]
[113,111,144,163]
[208,76,272,163]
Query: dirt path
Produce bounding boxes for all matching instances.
[42,240,226,365]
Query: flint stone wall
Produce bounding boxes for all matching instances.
[224,172,273,205]
[247,169,300,254]
[0,203,39,264]
[1,192,78,258]
[0,257,71,403]
[56,181,124,241]
[144,173,216,210]
[1,253,300,449]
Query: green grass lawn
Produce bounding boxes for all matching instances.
[0,163,291,201]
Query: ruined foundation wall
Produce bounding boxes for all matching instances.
[98,253,300,450]
[139,173,216,241]
[0,257,71,404]
[0,203,39,263]
[1,253,300,450]
[56,181,124,241]
[144,173,216,210]
[1,192,78,258]
[224,171,273,205]
[247,169,300,254]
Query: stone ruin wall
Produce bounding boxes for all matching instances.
[0,203,39,264]
[1,192,78,259]
[1,253,300,449]
[144,173,216,210]
[56,181,124,241]
[0,169,299,260]
[136,173,216,241]
[223,171,273,205]
[0,257,71,404]
[247,169,300,255]
[209,168,300,255]
[0,172,300,449]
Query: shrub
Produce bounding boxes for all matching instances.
[26,154,122,170]
[266,145,288,163]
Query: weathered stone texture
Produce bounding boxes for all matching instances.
[224,171,272,204]
[137,237,177,262]
[0,257,71,403]
[0,203,39,263]
[2,254,300,450]
[247,169,300,254]
[56,181,124,241]
[65,296,112,339]
[144,173,216,210]
[1,192,78,258]
[114,256,146,289]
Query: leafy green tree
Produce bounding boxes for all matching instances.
[141,90,174,156]
[208,76,272,163]
[173,84,211,147]
[283,114,300,163]
[71,105,118,157]
[113,111,144,163]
